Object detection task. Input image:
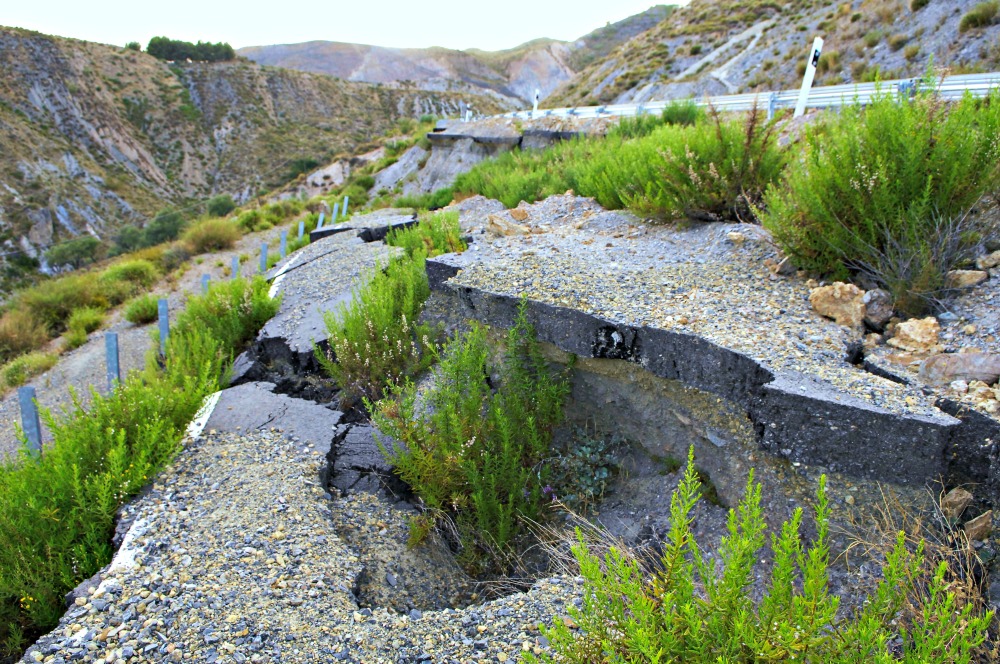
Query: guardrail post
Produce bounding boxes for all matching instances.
[459,100,467,121]
[158,299,169,356]
[794,37,824,118]
[332,203,339,221]
[201,274,211,294]
[18,386,42,455]
[298,220,305,239]
[105,331,121,392]
[316,212,325,230]
[231,256,239,280]
[259,242,268,273]
[767,92,778,120]
[343,196,349,218]
[280,230,288,258]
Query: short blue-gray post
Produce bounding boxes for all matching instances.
[158,299,169,356]
[317,212,325,229]
[201,274,210,294]
[259,242,268,273]
[280,230,288,259]
[231,255,239,280]
[17,386,42,455]
[105,331,121,392]
[767,92,778,121]
[342,196,349,218]
[332,203,339,221]
[298,220,305,239]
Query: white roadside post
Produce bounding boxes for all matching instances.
[794,37,824,118]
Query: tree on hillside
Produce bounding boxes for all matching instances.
[146,37,235,62]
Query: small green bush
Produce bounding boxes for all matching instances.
[124,294,160,325]
[205,194,236,217]
[354,175,376,190]
[385,210,465,258]
[62,326,88,351]
[0,309,47,364]
[762,90,1000,314]
[373,302,570,573]
[394,188,455,210]
[66,307,104,348]
[1,352,58,389]
[959,1,999,31]
[182,218,241,254]
[911,0,929,9]
[529,450,992,663]
[98,259,160,305]
[16,275,99,335]
[236,209,264,232]
[142,209,186,246]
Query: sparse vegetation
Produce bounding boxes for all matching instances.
[529,450,993,663]
[0,352,58,389]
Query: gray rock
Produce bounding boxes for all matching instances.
[862,288,894,330]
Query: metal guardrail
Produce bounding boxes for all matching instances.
[498,73,1000,121]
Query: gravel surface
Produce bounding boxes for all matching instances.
[23,424,575,664]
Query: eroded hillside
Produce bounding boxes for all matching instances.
[549,0,1000,106]
[238,6,674,105]
[0,27,505,273]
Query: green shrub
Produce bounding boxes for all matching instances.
[62,327,88,351]
[0,277,279,657]
[67,306,103,334]
[762,90,1000,314]
[385,210,465,258]
[124,294,159,325]
[354,175,376,190]
[529,449,992,663]
[0,309,47,364]
[317,254,434,405]
[372,302,570,572]
[1,352,58,389]
[911,0,929,9]
[959,1,999,31]
[586,104,786,221]
[236,209,264,232]
[44,237,103,270]
[98,259,160,304]
[16,275,99,335]
[182,218,241,254]
[205,194,236,217]
[393,188,455,210]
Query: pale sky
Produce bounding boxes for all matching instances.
[2,1,682,52]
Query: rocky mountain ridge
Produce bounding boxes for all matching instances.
[549,0,1000,106]
[237,6,674,105]
[0,27,504,279]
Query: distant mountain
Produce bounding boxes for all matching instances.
[0,26,506,276]
[547,0,1000,107]
[238,6,674,105]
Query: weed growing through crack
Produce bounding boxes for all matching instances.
[529,449,993,663]
[318,211,464,405]
[371,301,570,575]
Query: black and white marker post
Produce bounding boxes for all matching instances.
[794,37,824,118]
